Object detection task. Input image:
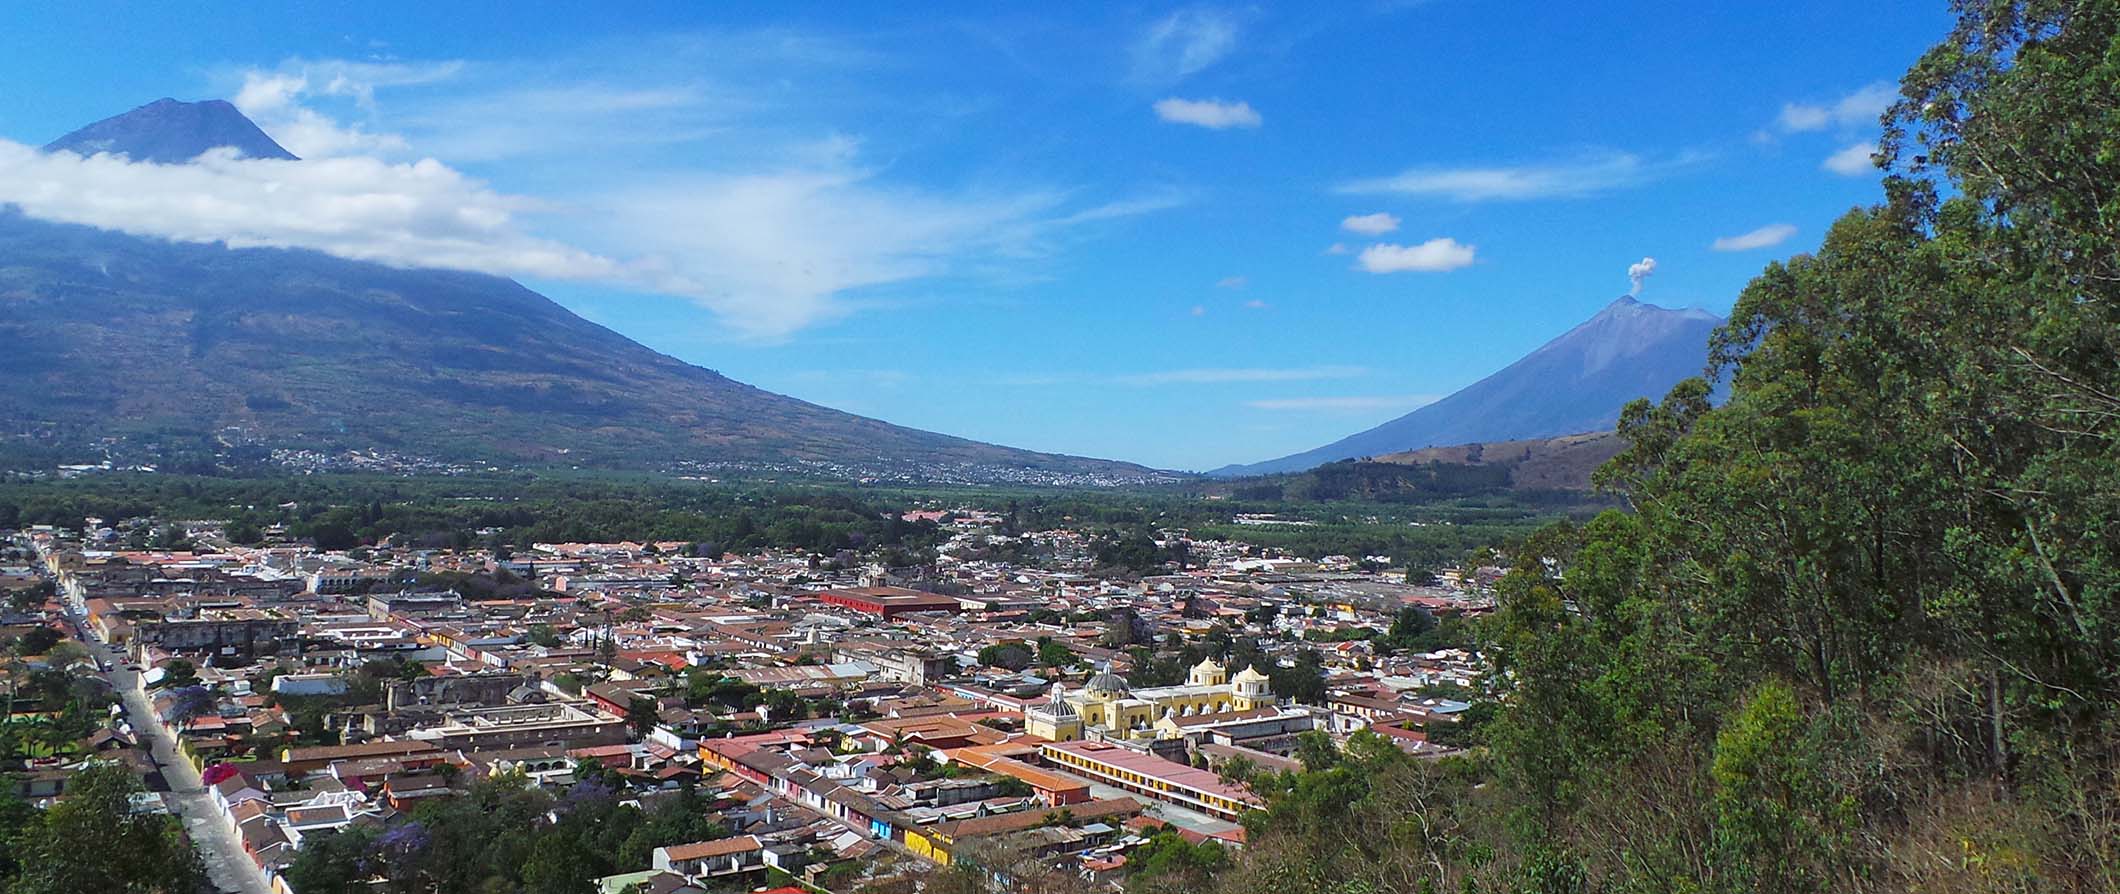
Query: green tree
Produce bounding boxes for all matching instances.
[9,628,59,657]
[625,696,660,737]
[762,689,807,722]
[154,659,198,690]
[521,834,595,894]
[977,642,1033,671]
[1036,639,1077,669]
[7,762,204,894]
[281,826,377,894]
[1293,730,1337,773]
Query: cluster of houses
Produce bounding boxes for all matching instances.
[4,508,1493,892]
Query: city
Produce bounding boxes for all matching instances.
[4,502,1485,892]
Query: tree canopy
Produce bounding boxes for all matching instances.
[1196,3,2120,892]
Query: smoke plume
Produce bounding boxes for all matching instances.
[1627,256,1657,296]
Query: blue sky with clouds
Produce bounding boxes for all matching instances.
[1,1,1949,470]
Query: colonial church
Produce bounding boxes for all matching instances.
[1024,657,1275,742]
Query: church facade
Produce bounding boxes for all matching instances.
[1024,657,1276,742]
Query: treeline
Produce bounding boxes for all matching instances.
[0,472,1563,572]
[0,475,945,557]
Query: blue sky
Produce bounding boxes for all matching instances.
[1,2,1948,470]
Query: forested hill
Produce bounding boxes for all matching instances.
[1194,432,1622,504]
[0,210,1162,483]
[1150,5,2120,893]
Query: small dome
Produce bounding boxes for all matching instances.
[1233,664,1271,684]
[1045,684,1077,717]
[1085,670,1130,697]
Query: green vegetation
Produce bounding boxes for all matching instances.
[1035,638,1078,668]
[0,460,1583,582]
[0,762,204,894]
[0,660,113,760]
[7,628,60,657]
[1172,6,2120,892]
[0,474,951,558]
[282,771,729,894]
[1126,826,1230,892]
[977,641,1034,670]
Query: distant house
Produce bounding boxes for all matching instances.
[593,870,705,894]
[210,773,268,813]
[651,835,765,881]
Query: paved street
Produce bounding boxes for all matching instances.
[84,632,271,894]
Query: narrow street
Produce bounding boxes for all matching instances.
[84,632,272,894]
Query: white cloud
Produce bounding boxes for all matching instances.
[1356,238,1477,273]
[1051,190,1192,225]
[231,59,463,158]
[398,83,722,163]
[1118,366,1367,386]
[1132,9,1240,83]
[1217,275,1247,289]
[1191,304,1208,317]
[1823,141,1878,176]
[1340,212,1400,235]
[1243,299,1269,309]
[1711,223,1797,252]
[2,141,618,281]
[1778,81,1896,133]
[1324,242,1351,255]
[1246,394,1442,412]
[3,135,1171,339]
[1777,104,1830,132]
[18,46,1189,341]
[598,167,1152,337]
[1339,151,1688,202]
[1153,97,1261,129]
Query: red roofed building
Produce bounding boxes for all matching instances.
[814,586,961,619]
[652,835,765,880]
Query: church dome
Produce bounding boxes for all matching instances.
[1085,670,1131,697]
[1043,683,1077,717]
[1233,664,1271,685]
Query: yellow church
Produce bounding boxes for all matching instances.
[1025,657,1275,742]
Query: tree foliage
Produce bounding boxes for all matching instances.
[282,773,729,894]
[1211,4,2120,892]
[3,763,203,894]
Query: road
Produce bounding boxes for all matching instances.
[83,633,272,894]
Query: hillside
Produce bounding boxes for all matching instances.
[1370,430,1622,491]
[1214,296,1721,476]
[0,210,1166,483]
[1198,431,1621,504]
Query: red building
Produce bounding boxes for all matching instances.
[814,586,962,619]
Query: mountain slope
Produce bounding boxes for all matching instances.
[0,210,1166,481]
[2,99,1169,482]
[1214,297,1722,476]
[43,98,298,162]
